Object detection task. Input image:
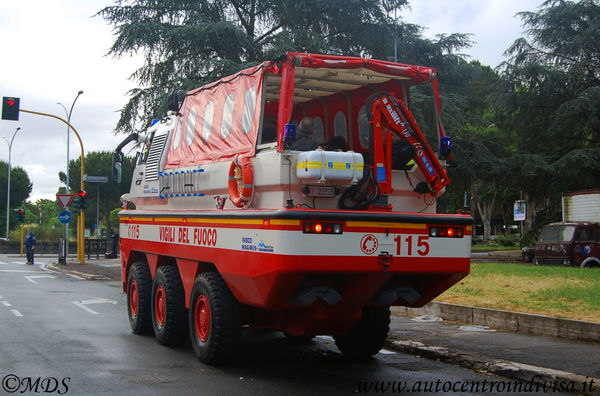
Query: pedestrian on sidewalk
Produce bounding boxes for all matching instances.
[25,227,36,265]
[111,227,119,258]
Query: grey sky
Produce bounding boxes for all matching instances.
[0,0,541,203]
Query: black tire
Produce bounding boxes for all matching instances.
[151,265,188,345]
[188,272,240,364]
[127,261,152,334]
[333,306,391,359]
[523,252,533,263]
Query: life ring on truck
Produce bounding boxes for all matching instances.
[228,156,254,208]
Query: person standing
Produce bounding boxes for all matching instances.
[24,227,36,265]
[111,227,120,258]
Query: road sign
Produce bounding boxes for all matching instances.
[58,210,72,224]
[84,175,108,183]
[56,194,74,209]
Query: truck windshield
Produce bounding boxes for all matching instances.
[538,225,576,243]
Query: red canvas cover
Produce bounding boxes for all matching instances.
[276,53,441,150]
[164,64,265,168]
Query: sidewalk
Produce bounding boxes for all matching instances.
[387,312,600,395]
[45,256,600,394]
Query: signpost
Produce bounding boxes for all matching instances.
[84,175,108,237]
[514,199,527,248]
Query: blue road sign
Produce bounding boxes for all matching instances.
[58,210,72,224]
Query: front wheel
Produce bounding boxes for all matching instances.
[334,306,390,359]
[189,272,240,364]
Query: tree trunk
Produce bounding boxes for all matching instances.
[477,193,496,241]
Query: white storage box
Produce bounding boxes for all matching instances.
[296,150,364,183]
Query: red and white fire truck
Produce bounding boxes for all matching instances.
[113,52,472,364]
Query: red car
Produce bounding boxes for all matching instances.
[534,222,600,267]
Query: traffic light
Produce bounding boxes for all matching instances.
[77,190,87,210]
[13,208,25,223]
[71,197,81,215]
[2,97,20,121]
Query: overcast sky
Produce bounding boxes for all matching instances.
[0,0,542,203]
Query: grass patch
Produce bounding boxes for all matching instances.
[471,244,520,252]
[436,262,600,322]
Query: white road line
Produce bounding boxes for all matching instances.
[72,298,118,315]
[0,269,39,273]
[11,310,23,317]
[378,349,397,355]
[2,301,11,307]
[24,275,56,284]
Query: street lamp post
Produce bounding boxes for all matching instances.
[57,90,83,260]
[2,126,22,239]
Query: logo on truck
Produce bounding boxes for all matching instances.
[360,234,379,255]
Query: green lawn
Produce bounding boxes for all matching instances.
[436,262,600,322]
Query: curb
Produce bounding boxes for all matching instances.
[385,339,600,396]
[392,302,600,343]
[41,263,112,281]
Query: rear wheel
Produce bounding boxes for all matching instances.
[151,265,188,345]
[334,306,390,359]
[189,272,240,364]
[127,261,152,334]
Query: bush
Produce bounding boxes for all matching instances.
[494,235,518,247]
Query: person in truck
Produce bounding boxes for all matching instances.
[291,117,318,150]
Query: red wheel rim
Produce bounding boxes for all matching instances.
[194,295,210,343]
[155,285,166,327]
[129,280,138,318]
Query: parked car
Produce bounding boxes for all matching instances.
[522,244,535,262]
[534,222,599,267]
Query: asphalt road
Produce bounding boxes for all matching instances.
[0,255,523,396]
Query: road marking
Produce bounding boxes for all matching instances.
[24,275,56,284]
[0,269,39,273]
[378,349,397,355]
[11,310,23,317]
[72,298,118,315]
[2,301,11,307]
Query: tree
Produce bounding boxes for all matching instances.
[500,0,600,157]
[0,161,32,232]
[60,151,136,230]
[98,0,476,134]
[493,0,600,232]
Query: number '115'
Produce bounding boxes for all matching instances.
[394,235,430,256]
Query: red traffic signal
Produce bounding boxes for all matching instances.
[2,96,20,121]
[77,190,86,198]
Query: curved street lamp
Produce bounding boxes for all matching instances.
[57,90,84,260]
[2,126,22,239]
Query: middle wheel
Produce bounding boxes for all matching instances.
[151,265,188,345]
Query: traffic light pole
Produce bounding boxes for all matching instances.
[20,223,24,256]
[2,127,21,240]
[18,109,86,264]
